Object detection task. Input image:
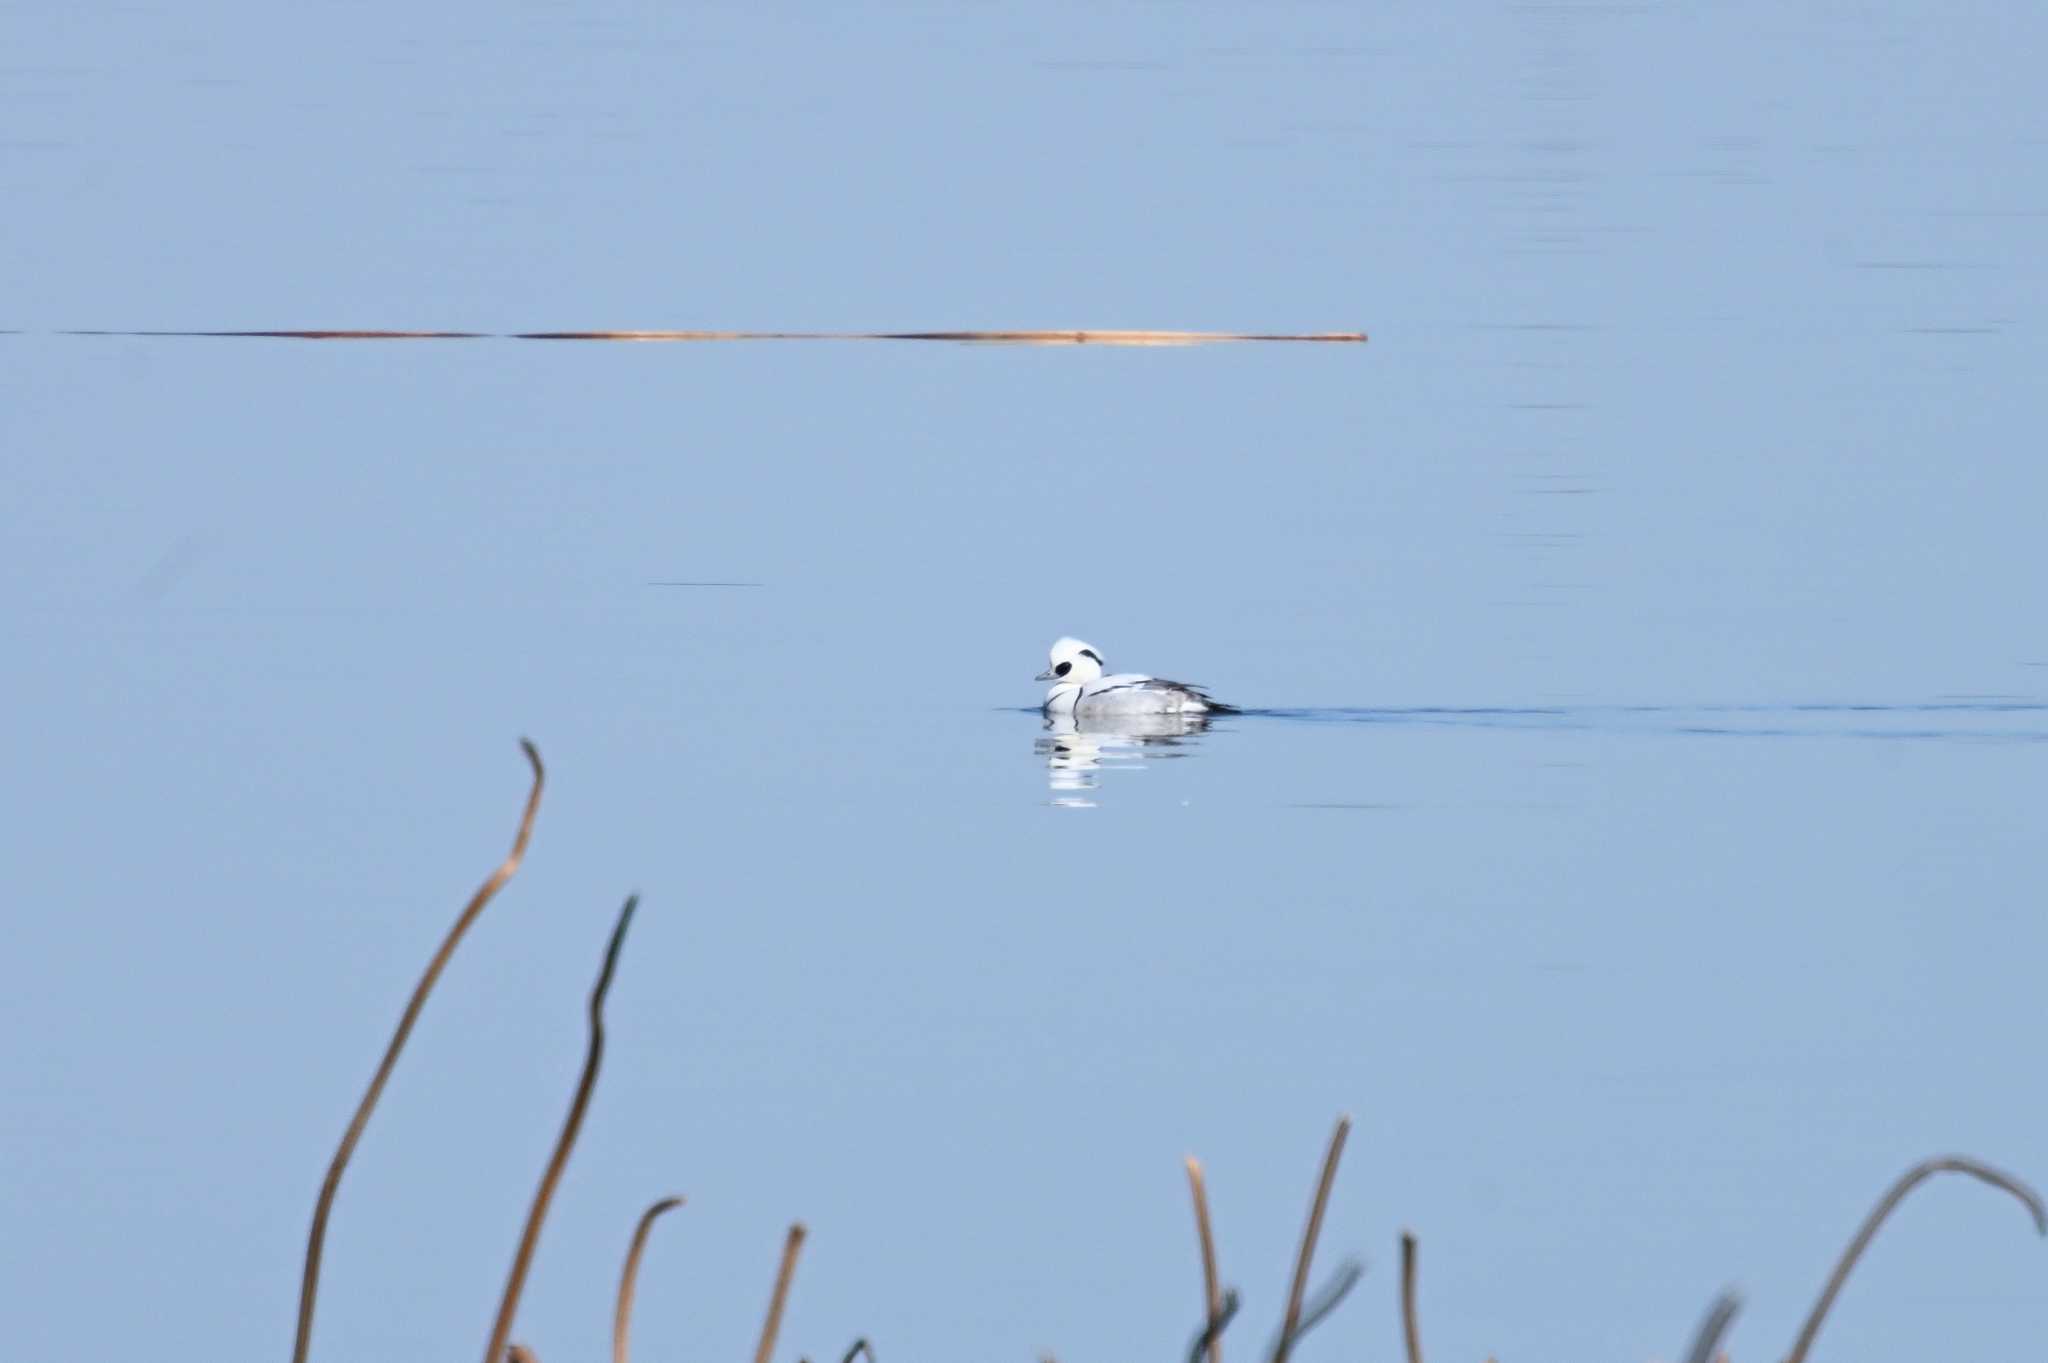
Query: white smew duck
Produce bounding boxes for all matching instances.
[1035,636,1235,717]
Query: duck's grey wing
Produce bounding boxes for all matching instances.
[1093,675,1238,713]
[1149,679,1239,714]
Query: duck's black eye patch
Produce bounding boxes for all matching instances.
[1055,661,1072,677]
[1080,649,1102,664]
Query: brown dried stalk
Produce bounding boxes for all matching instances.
[507,1347,540,1363]
[1272,1115,1351,1363]
[1184,1157,1225,1363]
[1399,1231,1422,1363]
[1783,1155,2045,1363]
[753,1222,808,1363]
[292,740,545,1363]
[482,896,641,1363]
[614,1195,684,1363]
[1682,1289,1740,1363]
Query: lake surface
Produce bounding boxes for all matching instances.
[4,3,2046,1361]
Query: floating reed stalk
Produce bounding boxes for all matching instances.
[1682,1290,1740,1363]
[614,1195,684,1363]
[753,1223,808,1363]
[1280,1259,1362,1357]
[482,896,641,1363]
[1183,1157,1225,1363]
[292,740,545,1363]
[1272,1116,1351,1363]
[1399,1231,1422,1363]
[1783,1155,2045,1363]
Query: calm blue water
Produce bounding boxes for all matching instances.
[5,3,2046,1361]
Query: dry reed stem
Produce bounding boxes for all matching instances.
[67,327,1366,346]
[507,1346,540,1363]
[1399,1231,1422,1363]
[1184,1157,1225,1363]
[1682,1290,1740,1363]
[614,1195,684,1363]
[753,1222,809,1363]
[1187,1289,1241,1363]
[1272,1115,1351,1363]
[1783,1155,2045,1363]
[482,896,641,1363]
[292,739,545,1363]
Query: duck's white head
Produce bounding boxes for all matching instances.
[1036,636,1106,685]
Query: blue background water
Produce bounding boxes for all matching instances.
[4,3,2046,1360]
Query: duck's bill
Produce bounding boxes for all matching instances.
[1034,667,1057,681]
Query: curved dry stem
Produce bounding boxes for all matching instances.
[753,1222,808,1363]
[839,1339,875,1363]
[1184,1158,1225,1363]
[1187,1288,1241,1363]
[1272,1115,1351,1363]
[482,896,641,1363]
[507,1347,540,1363]
[1784,1155,2046,1363]
[1399,1231,1422,1363]
[614,1195,684,1363]
[293,740,545,1363]
[1683,1289,1740,1363]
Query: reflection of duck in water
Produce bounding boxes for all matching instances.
[1037,708,1215,806]
[1035,637,1237,717]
